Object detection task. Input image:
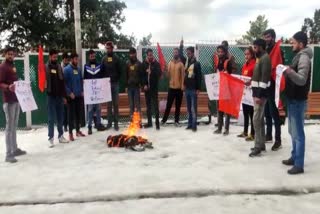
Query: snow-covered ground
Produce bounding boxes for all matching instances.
[0,119,320,213]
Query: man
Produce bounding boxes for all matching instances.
[161,48,185,126]
[45,49,69,148]
[64,53,85,141]
[142,48,161,130]
[249,39,271,157]
[213,45,233,135]
[83,50,106,135]
[61,52,70,132]
[221,40,237,73]
[184,46,202,132]
[0,47,26,163]
[282,31,312,175]
[263,29,283,151]
[126,47,143,123]
[100,41,121,131]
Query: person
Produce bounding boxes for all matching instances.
[282,31,312,175]
[249,39,271,157]
[237,47,256,141]
[161,48,185,126]
[221,40,238,73]
[45,49,69,148]
[64,52,85,141]
[141,48,161,130]
[61,52,70,132]
[263,29,283,151]
[83,50,106,135]
[126,47,143,123]
[213,45,233,136]
[0,47,26,163]
[100,41,121,131]
[184,46,202,132]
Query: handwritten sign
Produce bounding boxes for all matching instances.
[205,73,220,100]
[84,78,111,105]
[232,75,254,106]
[275,64,287,108]
[14,81,38,112]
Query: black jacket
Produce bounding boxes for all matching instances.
[184,57,202,90]
[45,61,66,97]
[141,59,161,92]
[126,59,143,88]
[100,53,121,83]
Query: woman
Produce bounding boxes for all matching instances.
[238,47,256,141]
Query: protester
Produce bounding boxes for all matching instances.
[282,31,312,174]
[100,41,121,131]
[126,47,143,124]
[83,50,106,135]
[214,45,233,136]
[249,39,272,157]
[161,48,185,126]
[64,53,85,141]
[61,52,70,132]
[0,47,27,163]
[142,48,161,130]
[238,47,256,141]
[263,29,283,151]
[184,46,202,132]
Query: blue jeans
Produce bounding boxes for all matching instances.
[47,96,64,139]
[287,99,307,168]
[128,87,141,117]
[185,89,197,129]
[87,104,101,128]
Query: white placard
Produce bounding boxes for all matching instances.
[232,74,254,106]
[14,81,38,112]
[275,64,287,108]
[84,78,111,105]
[205,73,220,100]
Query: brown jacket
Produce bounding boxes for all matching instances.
[167,59,185,90]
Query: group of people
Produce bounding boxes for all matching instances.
[0,29,313,175]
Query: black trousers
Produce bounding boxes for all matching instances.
[162,88,183,123]
[243,104,255,136]
[68,97,82,134]
[218,111,230,131]
[145,90,159,126]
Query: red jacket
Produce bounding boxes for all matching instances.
[241,59,256,78]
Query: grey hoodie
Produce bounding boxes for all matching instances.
[287,47,313,86]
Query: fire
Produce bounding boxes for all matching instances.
[124,111,141,137]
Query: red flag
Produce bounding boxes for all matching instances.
[218,72,245,118]
[38,45,46,92]
[213,53,219,70]
[157,43,166,72]
[270,40,285,91]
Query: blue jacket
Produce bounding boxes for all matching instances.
[83,62,103,79]
[64,64,83,97]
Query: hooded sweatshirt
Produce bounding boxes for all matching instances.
[285,47,313,100]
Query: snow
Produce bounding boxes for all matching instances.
[1,119,320,213]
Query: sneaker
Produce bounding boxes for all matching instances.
[245,135,254,141]
[214,129,222,134]
[251,146,266,152]
[237,132,248,138]
[88,127,93,135]
[288,166,304,175]
[76,131,86,137]
[49,138,54,148]
[282,158,294,166]
[271,141,282,151]
[223,130,229,136]
[249,148,262,157]
[69,133,75,141]
[13,148,27,156]
[265,135,273,143]
[59,136,69,144]
[5,156,17,163]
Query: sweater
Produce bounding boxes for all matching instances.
[63,64,83,97]
[167,59,185,90]
[0,60,18,103]
[126,59,143,88]
[83,61,103,79]
[100,53,121,83]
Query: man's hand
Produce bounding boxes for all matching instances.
[69,92,75,100]
[144,85,149,91]
[285,66,293,75]
[146,68,151,74]
[63,98,67,104]
[9,84,15,92]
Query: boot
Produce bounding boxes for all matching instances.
[88,127,93,135]
[288,166,304,175]
[282,158,294,166]
[271,141,282,151]
[249,148,262,157]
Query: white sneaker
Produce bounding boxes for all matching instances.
[49,138,54,148]
[59,136,69,144]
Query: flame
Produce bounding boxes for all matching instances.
[124,111,141,137]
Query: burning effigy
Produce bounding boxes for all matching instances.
[106,112,154,151]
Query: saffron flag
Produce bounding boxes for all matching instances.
[270,40,285,91]
[157,43,166,72]
[38,45,46,92]
[218,72,245,118]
